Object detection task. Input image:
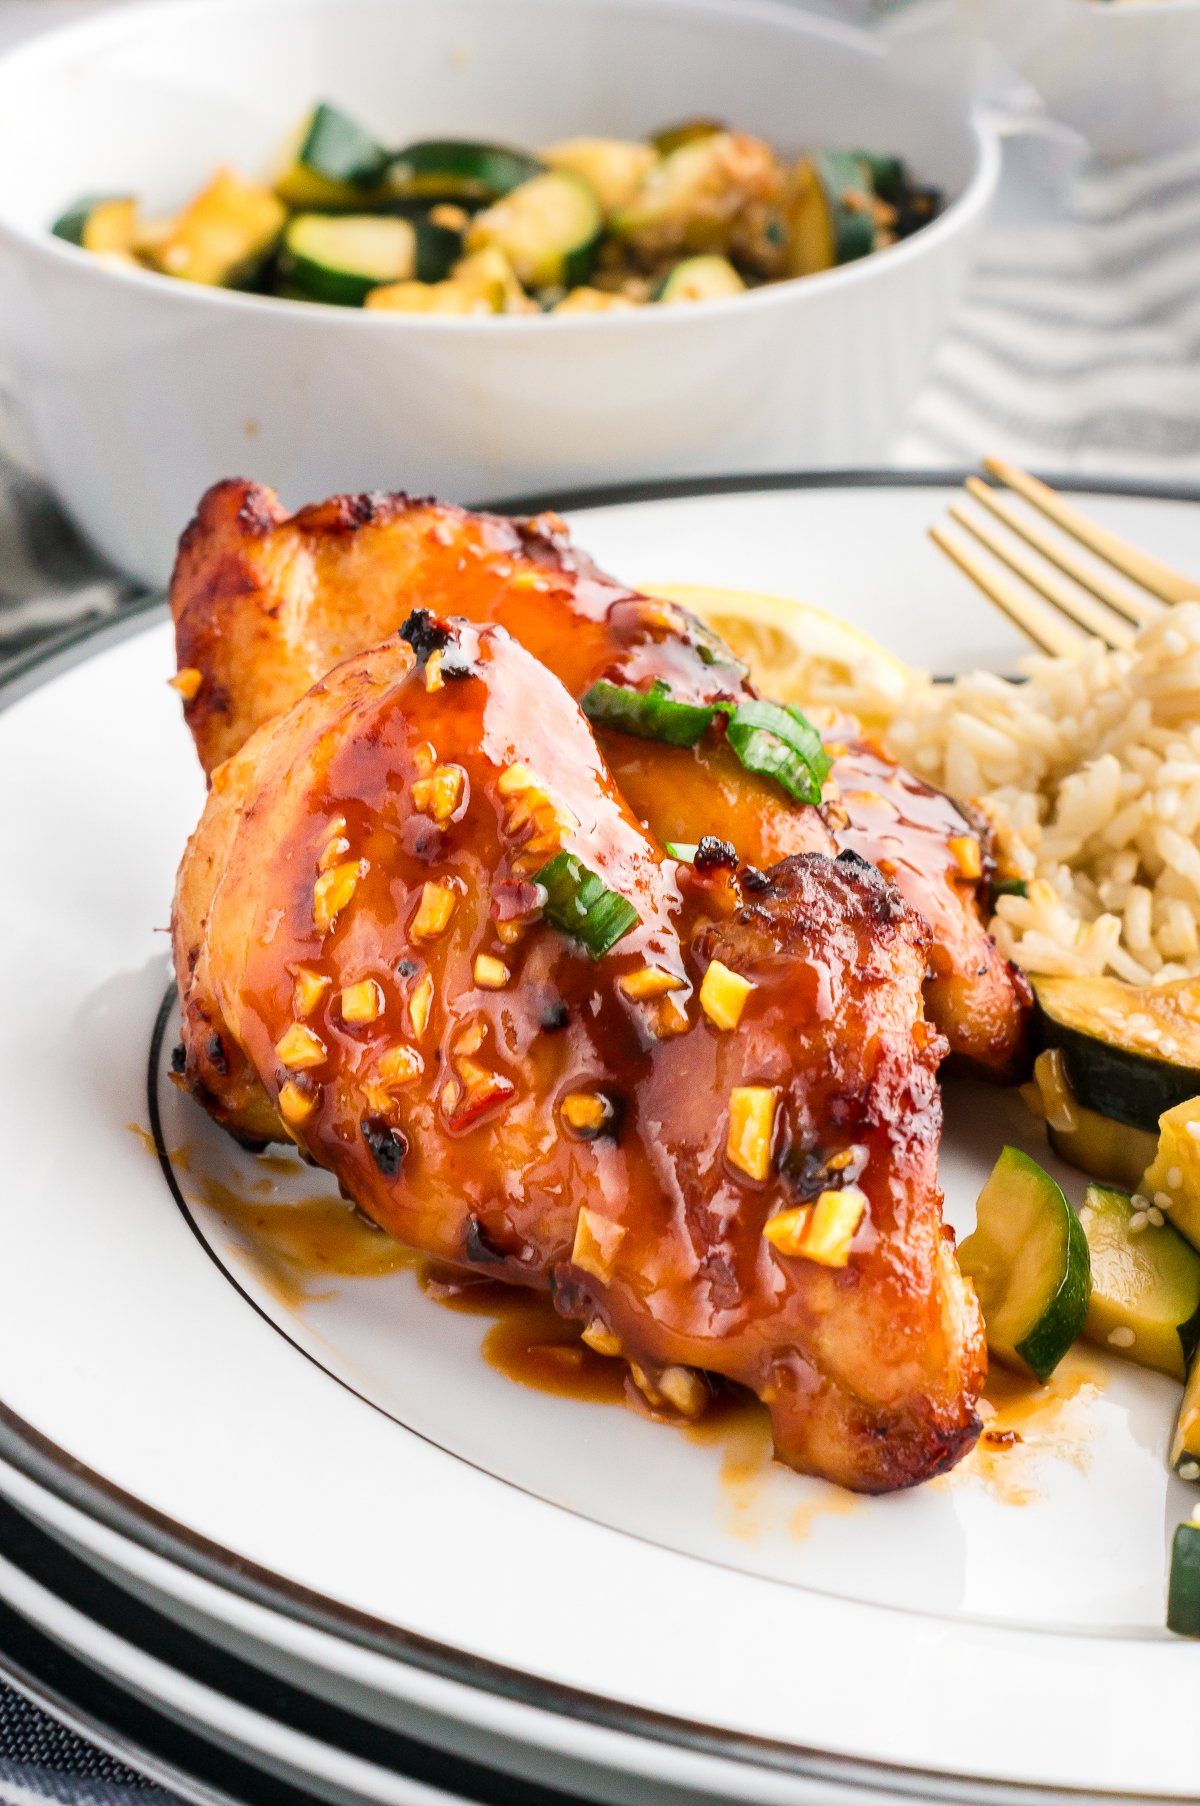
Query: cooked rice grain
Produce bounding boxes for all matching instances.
[836,604,1200,986]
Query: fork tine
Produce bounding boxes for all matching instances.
[963,477,1153,630]
[947,499,1136,651]
[983,457,1199,606]
[928,523,1089,658]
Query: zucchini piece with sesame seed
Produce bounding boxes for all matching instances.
[1034,974,1200,1133]
[1078,1183,1200,1382]
[1173,1358,1200,1481]
[1140,1095,1200,1254]
[957,1146,1091,1384]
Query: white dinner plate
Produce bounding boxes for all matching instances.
[0,1492,485,1806]
[3,473,1200,1805]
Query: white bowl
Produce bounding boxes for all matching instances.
[0,0,997,587]
[961,0,1200,162]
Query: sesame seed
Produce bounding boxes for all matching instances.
[1148,1206,1166,1227]
[1107,1326,1136,1349]
[1187,1122,1200,1140]
[1180,1461,1200,1483]
[1155,1191,1175,1211]
[1131,1193,1149,1210]
[1129,1211,1149,1234]
[1168,1167,1184,1190]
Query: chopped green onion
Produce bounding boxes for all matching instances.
[533,851,640,958]
[992,878,1029,900]
[581,678,718,747]
[665,842,698,862]
[724,702,832,806]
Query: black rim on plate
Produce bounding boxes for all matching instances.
[1,469,1197,1806]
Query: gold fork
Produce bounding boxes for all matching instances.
[929,456,1199,655]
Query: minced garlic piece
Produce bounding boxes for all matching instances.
[763,1185,867,1267]
[498,762,537,795]
[473,953,510,989]
[699,960,754,1031]
[655,995,690,1038]
[340,979,383,1024]
[619,965,683,1002]
[658,1365,707,1418]
[411,881,457,940]
[581,1318,621,1357]
[291,967,330,1019]
[561,1092,608,1134]
[412,764,465,823]
[425,649,444,692]
[408,970,434,1037]
[169,666,202,700]
[571,1206,625,1282]
[275,1023,327,1070]
[948,835,982,880]
[317,817,349,872]
[726,1086,778,1181]
[278,1079,317,1124]
[313,860,363,933]
[377,1044,422,1086]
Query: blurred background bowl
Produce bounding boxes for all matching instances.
[0,0,997,587]
[959,0,1200,162]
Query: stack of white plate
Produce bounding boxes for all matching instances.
[1,475,1197,1806]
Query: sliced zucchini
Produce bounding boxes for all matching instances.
[1172,1359,1200,1478]
[1168,1521,1200,1635]
[465,171,600,291]
[610,133,773,259]
[1079,1183,1200,1381]
[279,214,416,306]
[656,255,745,304]
[541,138,655,217]
[957,1146,1091,1383]
[1049,1108,1159,1192]
[144,169,285,288]
[651,118,725,157]
[273,103,389,210]
[1034,974,1200,1132]
[52,195,138,254]
[389,140,544,206]
[784,151,876,277]
[1141,1095,1200,1253]
[855,150,905,203]
[1029,1047,1160,1189]
[415,216,465,283]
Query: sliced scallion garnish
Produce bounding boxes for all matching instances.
[581,678,717,748]
[724,701,831,806]
[533,851,640,958]
[665,842,698,862]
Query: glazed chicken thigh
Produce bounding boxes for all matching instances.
[173,617,985,1491]
[171,481,1029,1074]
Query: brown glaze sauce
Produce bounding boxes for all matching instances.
[939,1348,1106,1507]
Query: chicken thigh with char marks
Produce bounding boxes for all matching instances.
[171,481,1030,1077]
[172,616,985,1493]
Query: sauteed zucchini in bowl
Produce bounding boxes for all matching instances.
[52,103,942,315]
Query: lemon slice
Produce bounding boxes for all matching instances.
[649,583,911,728]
